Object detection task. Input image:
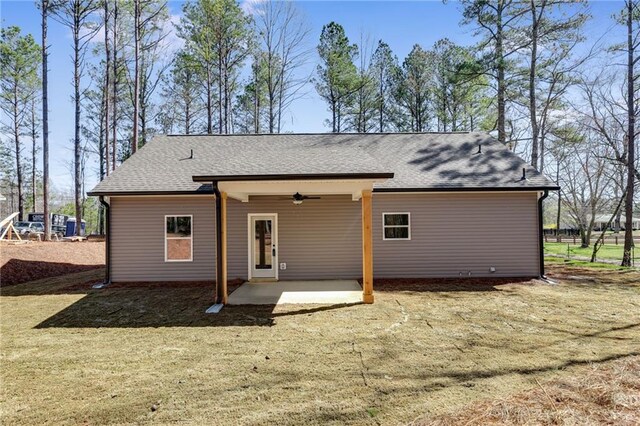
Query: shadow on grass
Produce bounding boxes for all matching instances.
[34,284,361,329]
[429,351,640,386]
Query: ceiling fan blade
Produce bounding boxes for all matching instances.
[302,196,322,199]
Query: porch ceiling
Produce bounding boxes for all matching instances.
[217,179,388,202]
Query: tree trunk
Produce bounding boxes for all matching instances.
[378,69,384,132]
[31,99,37,211]
[42,0,50,239]
[277,51,284,133]
[622,0,636,267]
[13,90,24,221]
[73,14,83,236]
[98,85,105,235]
[104,0,110,176]
[206,69,213,134]
[555,165,562,242]
[218,58,223,133]
[529,0,540,169]
[331,91,337,133]
[224,66,230,134]
[131,0,139,154]
[185,84,191,134]
[496,0,506,145]
[591,191,626,262]
[112,0,118,171]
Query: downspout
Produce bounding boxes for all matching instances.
[95,196,111,287]
[212,182,223,304]
[538,190,549,278]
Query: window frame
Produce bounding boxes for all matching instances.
[382,212,411,241]
[164,214,194,262]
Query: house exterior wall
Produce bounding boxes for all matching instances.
[372,192,540,277]
[110,196,216,281]
[108,192,540,282]
[227,195,362,280]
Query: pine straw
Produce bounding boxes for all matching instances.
[414,355,640,426]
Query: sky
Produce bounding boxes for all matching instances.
[0,0,627,194]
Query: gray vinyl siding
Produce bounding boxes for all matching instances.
[227,195,361,280]
[109,192,540,282]
[372,192,540,277]
[110,196,216,282]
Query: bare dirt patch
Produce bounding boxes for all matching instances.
[0,241,104,286]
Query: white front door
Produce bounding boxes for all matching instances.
[249,214,278,279]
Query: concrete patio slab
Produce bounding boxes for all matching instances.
[227,280,363,305]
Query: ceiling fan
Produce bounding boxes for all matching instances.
[281,192,322,205]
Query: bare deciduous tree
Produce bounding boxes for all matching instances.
[253,0,311,133]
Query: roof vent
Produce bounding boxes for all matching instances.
[477,143,482,154]
[189,149,193,159]
[520,167,528,181]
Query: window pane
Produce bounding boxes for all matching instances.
[166,216,191,237]
[254,220,272,269]
[167,238,191,260]
[385,227,409,239]
[384,214,408,226]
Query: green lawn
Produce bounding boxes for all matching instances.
[545,257,633,270]
[545,242,640,263]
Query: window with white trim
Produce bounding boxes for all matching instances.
[382,213,410,240]
[165,215,193,261]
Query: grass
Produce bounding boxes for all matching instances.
[545,242,640,263]
[1,266,639,425]
[545,257,632,270]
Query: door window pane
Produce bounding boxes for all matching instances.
[255,219,272,269]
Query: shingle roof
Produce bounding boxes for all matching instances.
[89,132,558,196]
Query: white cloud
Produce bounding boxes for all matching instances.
[158,12,184,54]
[241,0,268,16]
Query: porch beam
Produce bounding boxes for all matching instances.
[361,190,374,304]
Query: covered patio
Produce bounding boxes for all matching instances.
[192,175,393,308]
[226,280,363,305]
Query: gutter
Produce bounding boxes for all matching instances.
[373,186,560,193]
[212,182,223,305]
[93,196,111,288]
[538,190,549,278]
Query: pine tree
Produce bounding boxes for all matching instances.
[0,27,41,221]
[315,22,360,133]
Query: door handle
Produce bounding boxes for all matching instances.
[272,247,276,256]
